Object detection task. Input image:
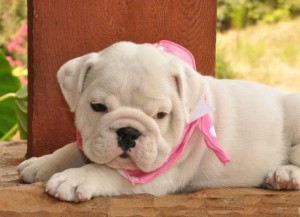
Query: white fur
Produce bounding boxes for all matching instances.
[18,41,300,202]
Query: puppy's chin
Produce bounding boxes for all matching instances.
[106,157,139,171]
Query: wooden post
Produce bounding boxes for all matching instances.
[28,0,217,157]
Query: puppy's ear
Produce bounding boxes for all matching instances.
[57,53,99,112]
[171,60,203,123]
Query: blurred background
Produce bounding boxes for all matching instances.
[0,0,299,141]
[216,0,300,91]
[0,0,27,142]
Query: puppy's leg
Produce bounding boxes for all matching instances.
[263,108,300,190]
[46,163,179,202]
[263,165,300,190]
[288,119,300,167]
[289,145,300,166]
[284,93,300,167]
[266,147,300,189]
[17,142,86,183]
[46,164,129,202]
[263,94,300,190]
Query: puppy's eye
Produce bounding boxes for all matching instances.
[156,112,167,119]
[91,103,108,112]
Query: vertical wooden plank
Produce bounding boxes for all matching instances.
[28,0,217,156]
[27,0,33,157]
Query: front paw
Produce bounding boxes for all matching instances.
[46,168,95,202]
[17,156,58,183]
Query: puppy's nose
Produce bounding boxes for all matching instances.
[116,127,141,151]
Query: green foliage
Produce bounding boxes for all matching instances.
[217,0,300,31]
[0,50,20,139]
[215,50,236,79]
[14,85,27,139]
[0,50,28,140]
[0,2,27,140]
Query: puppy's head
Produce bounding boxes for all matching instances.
[57,42,203,172]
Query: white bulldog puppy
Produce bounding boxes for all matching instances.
[18,41,300,202]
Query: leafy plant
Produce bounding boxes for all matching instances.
[215,51,236,79]
[217,0,300,31]
[0,50,27,140]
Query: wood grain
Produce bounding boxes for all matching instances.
[2,142,300,217]
[28,0,217,156]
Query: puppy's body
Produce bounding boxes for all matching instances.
[190,78,287,189]
[18,42,300,202]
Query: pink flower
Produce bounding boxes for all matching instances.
[20,77,28,85]
[7,41,17,52]
[14,59,23,67]
[6,32,27,56]
[20,24,28,37]
[6,56,14,66]
[13,44,24,53]
[14,35,25,45]
[6,56,23,67]
[5,23,28,67]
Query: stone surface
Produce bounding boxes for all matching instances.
[1,141,300,216]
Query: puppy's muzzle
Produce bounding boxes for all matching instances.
[117,127,141,157]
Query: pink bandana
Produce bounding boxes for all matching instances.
[154,40,196,70]
[76,40,230,185]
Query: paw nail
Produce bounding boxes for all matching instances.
[76,193,87,202]
[19,176,24,181]
[55,193,60,198]
[276,176,280,182]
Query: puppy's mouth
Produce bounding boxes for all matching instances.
[106,153,139,171]
[119,151,130,158]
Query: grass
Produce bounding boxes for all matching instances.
[216,18,300,92]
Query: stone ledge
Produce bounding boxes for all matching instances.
[1,141,300,216]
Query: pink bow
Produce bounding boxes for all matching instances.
[154,40,197,70]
